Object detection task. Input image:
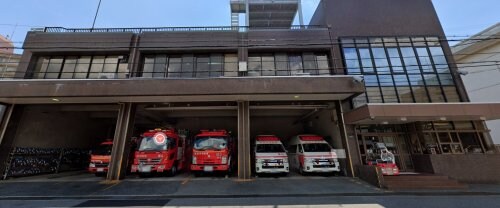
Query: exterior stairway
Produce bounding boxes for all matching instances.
[383,174,468,190]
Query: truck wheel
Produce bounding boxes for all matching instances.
[169,165,177,177]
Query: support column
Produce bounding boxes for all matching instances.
[335,100,356,177]
[237,101,251,180]
[107,103,136,181]
[0,105,23,178]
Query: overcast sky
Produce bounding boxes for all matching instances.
[0,0,499,52]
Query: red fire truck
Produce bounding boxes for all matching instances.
[131,129,185,176]
[88,141,113,176]
[191,130,234,175]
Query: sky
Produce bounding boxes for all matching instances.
[0,0,499,53]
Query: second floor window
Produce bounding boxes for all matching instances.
[248,52,330,76]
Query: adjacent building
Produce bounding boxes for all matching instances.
[0,35,21,79]
[452,23,500,146]
[0,0,499,183]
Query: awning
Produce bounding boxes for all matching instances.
[344,103,500,124]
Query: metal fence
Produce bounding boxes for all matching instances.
[36,25,327,33]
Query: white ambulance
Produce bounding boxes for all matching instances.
[287,134,340,174]
[254,135,289,175]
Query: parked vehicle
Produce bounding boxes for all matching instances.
[88,141,113,176]
[130,129,185,176]
[191,130,234,175]
[254,135,289,175]
[366,142,400,175]
[287,135,340,174]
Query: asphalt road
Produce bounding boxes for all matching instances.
[1,195,500,208]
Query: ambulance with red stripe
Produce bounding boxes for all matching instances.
[191,130,234,174]
[287,135,340,174]
[131,129,185,176]
[254,135,289,175]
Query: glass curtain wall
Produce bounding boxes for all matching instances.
[341,37,461,108]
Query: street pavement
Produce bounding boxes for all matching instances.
[0,171,499,207]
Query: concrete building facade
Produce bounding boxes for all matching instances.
[0,35,21,79]
[0,0,499,183]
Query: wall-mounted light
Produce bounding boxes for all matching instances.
[51,98,60,102]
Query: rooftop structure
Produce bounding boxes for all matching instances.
[230,0,303,27]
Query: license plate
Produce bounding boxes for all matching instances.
[204,166,214,172]
[139,165,152,173]
[97,168,104,172]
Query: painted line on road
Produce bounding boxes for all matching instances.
[181,176,191,185]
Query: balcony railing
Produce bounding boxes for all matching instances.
[32,25,327,33]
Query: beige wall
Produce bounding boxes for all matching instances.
[455,40,500,144]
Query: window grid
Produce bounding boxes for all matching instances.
[33,55,128,79]
[341,36,462,108]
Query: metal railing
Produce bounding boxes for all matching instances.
[34,25,327,33]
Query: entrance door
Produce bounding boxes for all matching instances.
[358,133,414,172]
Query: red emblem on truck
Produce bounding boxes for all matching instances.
[153,132,167,145]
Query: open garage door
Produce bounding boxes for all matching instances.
[0,104,119,181]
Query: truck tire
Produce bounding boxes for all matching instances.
[169,165,177,177]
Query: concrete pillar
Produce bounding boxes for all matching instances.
[107,103,136,181]
[335,100,356,177]
[0,105,23,177]
[237,101,251,180]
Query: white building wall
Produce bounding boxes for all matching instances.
[458,43,500,144]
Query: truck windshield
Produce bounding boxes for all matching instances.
[256,144,286,153]
[194,137,227,150]
[302,143,332,152]
[138,137,171,151]
[93,144,112,155]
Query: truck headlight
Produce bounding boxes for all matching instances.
[192,156,197,165]
[221,156,228,164]
[89,163,95,168]
[305,158,314,164]
[256,159,264,164]
[283,158,289,163]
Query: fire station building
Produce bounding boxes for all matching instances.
[0,0,499,184]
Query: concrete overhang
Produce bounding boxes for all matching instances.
[0,76,364,104]
[344,103,500,125]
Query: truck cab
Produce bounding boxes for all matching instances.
[254,135,289,175]
[131,129,185,176]
[88,141,113,176]
[287,135,340,174]
[191,130,233,175]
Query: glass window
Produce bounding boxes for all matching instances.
[75,56,91,79]
[142,56,154,78]
[153,55,167,78]
[89,56,105,79]
[275,53,289,76]
[429,47,447,65]
[397,87,414,102]
[358,48,374,73]
[302,53,317,75]
[195,56,210,78]
[408,74,424,86]
[378,75,394,86]
[381,86,398,103]
[343,48,361,74]
[224,54,238,77]
[103,56,119,79]
[248,55,262,76]
[317,54,330,75]
[387,48,404,73]
[262,55,276,76]
[181,55,194,78]
[366,87,383,103]
[117,62,128,79]
[438,73,454,85]
[34,57,49,79]
[365,75,379,87]
[45,57,63,79]
[412,86,429,102]
[210,54,223,77]
[401,47,419,74]
[416,48,433,72]
[372,48,390,73]
[289,55,303,75]
[168,56,182,78]
[424,74,440,85]
[60,57,77,79]
[427,86,445,102]
[443,86,461,102]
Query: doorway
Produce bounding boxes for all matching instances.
[357,133,414,172]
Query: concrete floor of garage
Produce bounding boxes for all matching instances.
[1,171,500,199]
